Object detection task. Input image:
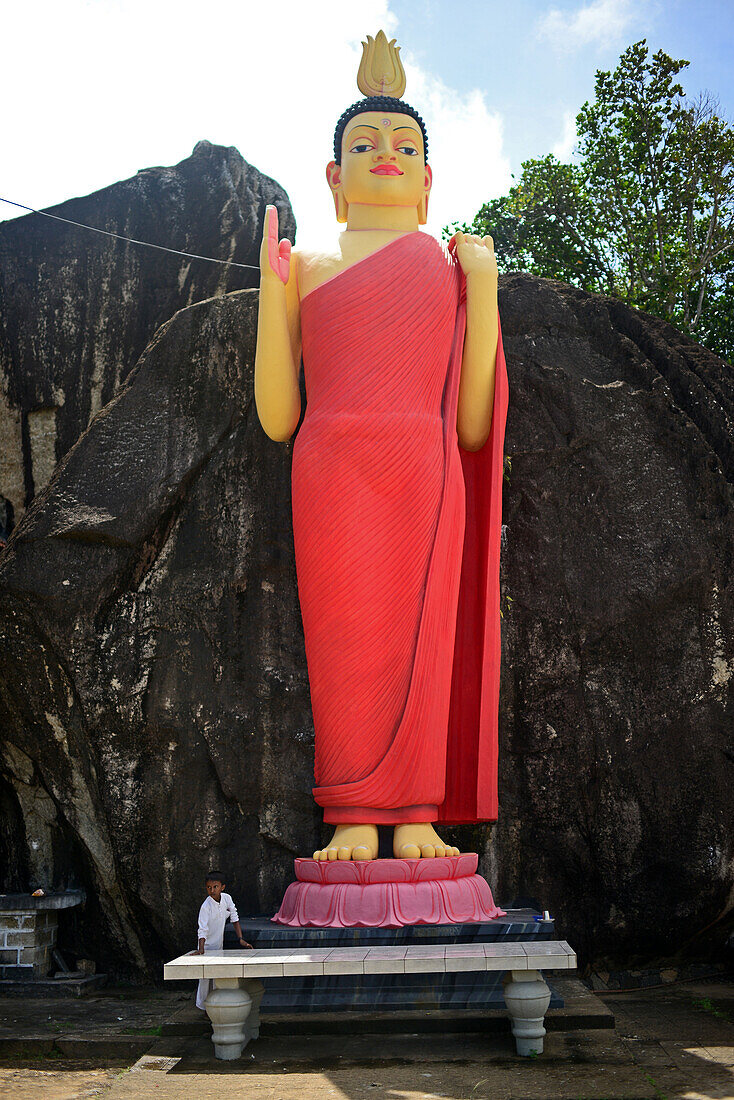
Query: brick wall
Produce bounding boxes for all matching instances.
[0,910,58,979]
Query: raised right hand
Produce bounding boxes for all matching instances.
[260,204,291,286]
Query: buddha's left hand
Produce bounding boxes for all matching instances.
[449,232,498,281]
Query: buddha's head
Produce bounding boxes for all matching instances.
[326,33,432,224]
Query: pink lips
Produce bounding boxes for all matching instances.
[370,165,404,176]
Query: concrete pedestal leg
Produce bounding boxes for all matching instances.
[503,969,551,1056]
[241,978,265,1039]
[204,978,252,1060]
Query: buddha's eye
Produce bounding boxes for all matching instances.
[397,145,419,156]
[350,143,374,154]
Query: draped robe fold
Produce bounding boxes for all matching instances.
[292,232,508,825]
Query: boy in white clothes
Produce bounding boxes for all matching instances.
[194,871,252,1010]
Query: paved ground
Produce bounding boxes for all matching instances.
[0,979,732,1100]
[0,987,183,1045]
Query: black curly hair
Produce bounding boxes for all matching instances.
[333,96,428,164]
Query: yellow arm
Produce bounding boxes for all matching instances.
[452,233,499,452]
[254,206,302,442]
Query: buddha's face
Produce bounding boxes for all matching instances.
[327,110,432,222]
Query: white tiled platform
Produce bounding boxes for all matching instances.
[164,940,576,980]
[165,940,577,1061]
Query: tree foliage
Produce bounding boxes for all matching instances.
[451,41,734,361]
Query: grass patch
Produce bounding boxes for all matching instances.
[692,996,732,1022]
[122,1025,163,1036]
[643,1070,669,1099]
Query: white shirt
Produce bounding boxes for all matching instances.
[197,892,239,950]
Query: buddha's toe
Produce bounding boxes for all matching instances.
[398,843,421,859]
[420,844,436,858]
[312,825,378,861]
[434,844,446,857]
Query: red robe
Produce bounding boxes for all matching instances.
[292,232,508,825]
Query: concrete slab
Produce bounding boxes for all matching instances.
[0,892,85,911]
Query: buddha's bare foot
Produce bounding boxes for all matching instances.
[393,823,460,859]
[313,823,378,861]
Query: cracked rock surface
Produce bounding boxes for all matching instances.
[0,271,732,976]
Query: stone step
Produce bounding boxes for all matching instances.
[0,973,107,997]
[255,971,560,1011]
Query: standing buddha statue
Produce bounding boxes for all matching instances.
[255,31,509,862]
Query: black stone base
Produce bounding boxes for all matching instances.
[228,910,563,1013]
[235,909,554,947]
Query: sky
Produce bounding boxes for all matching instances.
[1,0,733,253]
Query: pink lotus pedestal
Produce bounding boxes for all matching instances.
[272,853,505,928]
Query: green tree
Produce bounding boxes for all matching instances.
[451,41,734,361]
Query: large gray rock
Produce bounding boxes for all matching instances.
[0,289,315,974]
[0,273,731,976]
[495,277,733,965]
[0,141,295,532]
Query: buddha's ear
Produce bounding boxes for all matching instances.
[418,163,432,225]
[326,161,348,223]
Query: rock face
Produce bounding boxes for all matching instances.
[495,277,733,966]
[0,141,296,535]
[0,289,316,974]
[0,272,732,976]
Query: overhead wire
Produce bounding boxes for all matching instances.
[0,197,262,272]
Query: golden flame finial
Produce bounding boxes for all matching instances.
[357,30,406,98]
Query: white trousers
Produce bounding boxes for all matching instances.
[195,942,223,1010]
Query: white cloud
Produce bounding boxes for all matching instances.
[536,0,638,52]
[551,111,578,161]
[405,65,511,238]
[0,0,510,256]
